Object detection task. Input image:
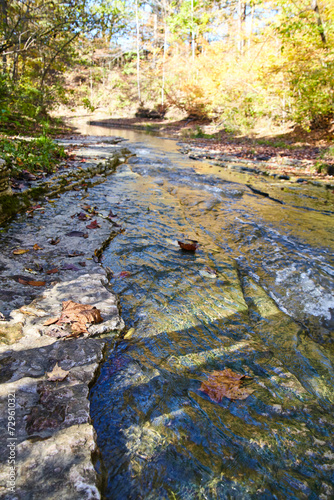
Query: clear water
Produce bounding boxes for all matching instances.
[74,123,334,499]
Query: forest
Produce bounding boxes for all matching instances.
[0,0,333,135]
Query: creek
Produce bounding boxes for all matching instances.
[74,123,334,500]
[3,120,332,499]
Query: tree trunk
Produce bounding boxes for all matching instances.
[0,0,7,73]
[135,0,141,103]
[311,0,326,44]
[191,0,195,60]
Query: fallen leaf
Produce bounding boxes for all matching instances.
[44,300,103,337]
[22,279,46,287]
[49,237,60,245]
[67,251,84,257]
[82,204,98,214]
[46,268,58,274]
[61,263,79,271]
[46,363,69,382]
[60,300,103,334]
[124,327,135,339]
[24,268,38,275]
[86,219,100,229]
[78,261,86,267]
[178,239,199,252]
[200,369,254,402]
[43,316,60,326]
[33,244,43,251]
[13,249,29,255]
[114,271,131,278]
[107,210,117,219]
[66,231,88,237]
[77,212,90,221]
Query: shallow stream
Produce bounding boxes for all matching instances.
[69,123,334,499]
[2,120,332,499]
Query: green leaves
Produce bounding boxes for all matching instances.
[0,136,66,175]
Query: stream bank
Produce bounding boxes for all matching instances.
[0,136,128,499]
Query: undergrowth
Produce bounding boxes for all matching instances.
[0,136,67,176]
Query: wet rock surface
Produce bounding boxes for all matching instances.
[0,137,126,499]
[177,143,334,214]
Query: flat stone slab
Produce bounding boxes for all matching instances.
[0,137,126,499]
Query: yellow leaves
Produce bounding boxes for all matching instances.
[124,327,135,339]
[200,369,254,402]
[13,249,29,255]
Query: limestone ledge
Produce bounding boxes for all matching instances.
[0,273,124,499]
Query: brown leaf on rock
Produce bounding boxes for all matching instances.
[200,369,254,402]
[43,301,103,337]
[46,268,58,274]
[86,219,100,229]
[43,316,60,326]
[46,363,69,382]
[18,278,46,286]
[67,251,84,257]
[49,237,60,245]
[61,300,102,335]
[77,212,90,221]
[33,244,43,250]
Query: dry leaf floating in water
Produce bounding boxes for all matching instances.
[200,369,254,402]
[178,239,199,252]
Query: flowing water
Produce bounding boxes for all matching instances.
[77,123,334,499]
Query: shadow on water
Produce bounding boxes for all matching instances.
[71,123,334,498]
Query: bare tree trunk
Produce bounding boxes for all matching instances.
[311,0,326,44]
[153,12,157,67]
[191,0,195,60]
[248,3,255,49]
[237,0,246,54]
[0,0,7,73]
[162,19,167,105]
[135,0,141,103]
[12,47,18,81]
